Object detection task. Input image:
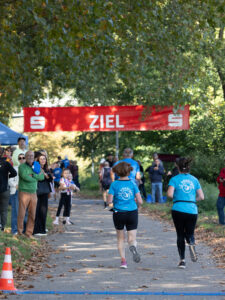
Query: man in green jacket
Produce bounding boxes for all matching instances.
[17,150,44,238]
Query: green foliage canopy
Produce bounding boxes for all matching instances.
[0,0,225,123]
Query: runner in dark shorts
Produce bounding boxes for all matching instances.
[108,162,143,269]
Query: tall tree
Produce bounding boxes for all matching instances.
[0,0,225,123]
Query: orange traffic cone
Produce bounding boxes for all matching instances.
[0,247,16,291]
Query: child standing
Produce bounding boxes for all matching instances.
[53,169,78,225]
[107,162,143,269]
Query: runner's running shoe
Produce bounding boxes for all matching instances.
[120,259,127,269]
[53,219,59,225]
[188,244,198,262]
[177,260,186,269]
[129,245,141,263]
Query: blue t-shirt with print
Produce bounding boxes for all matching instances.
[108,180,139,212]
[113,158,140,183]
[53,167,62,183]
[168,173,201,214]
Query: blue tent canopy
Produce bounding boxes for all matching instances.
[0,122,28,145]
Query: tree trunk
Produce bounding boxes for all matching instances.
[216,28,225,101]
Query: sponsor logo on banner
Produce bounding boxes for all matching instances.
[30,110,46,129]
[168,114,183,127]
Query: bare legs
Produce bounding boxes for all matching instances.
[116,229,137,260]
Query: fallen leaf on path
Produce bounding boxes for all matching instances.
[53,250,61,254]
[86,270,93,274]
[137,267,152,271]
[45,274,53,279]
[152,278,159,280]
[139,285,149,288]
[90,254,96,257]
[146,252,155,255]
[80,263,88,267]
[68,268,78,272]
[64,256,72,259]
[27,285,34,289]
[45,264,52,268]
[59,273,66,277]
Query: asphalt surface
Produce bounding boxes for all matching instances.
[5,197,225,300]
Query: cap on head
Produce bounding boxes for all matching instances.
[18,137,26,142]
[100,158,106,164]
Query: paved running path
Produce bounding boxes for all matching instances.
[8,198,225,300]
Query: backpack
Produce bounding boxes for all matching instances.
[101,167,112,189]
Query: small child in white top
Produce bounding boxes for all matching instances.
[53,169,79,225]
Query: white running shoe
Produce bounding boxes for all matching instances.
[53,219,59,225]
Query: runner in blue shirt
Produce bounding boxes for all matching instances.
[167,157,204,269]
[108,162,143,269]
[112,148,141,184]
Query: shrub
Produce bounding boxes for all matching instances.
[191,153,223,183]
[198,179,218,213]
[81,174,99,191]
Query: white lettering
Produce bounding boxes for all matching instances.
[116,115,124,128]
[89,114,125,129]
[106,115,114,128]
[100,115,104,128]
[89,115,99,128]
[30,116,45,129]
[168,114,183,127]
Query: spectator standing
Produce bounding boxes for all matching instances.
[146,158,165,203]
[0,148,17,231]
[100,161,112,208]
[106,153,114,168]
[3,147,13,166]
[33,153,53,236]
[8,153,26,234]
[137,160,147,200]
[112,148,141,184]
[12,137,28,167]
[17,151,44,238]
[167,158,179,178]
[69,160,80,189]
[61,155,70,169]
[167,157,204,269]
[216,161,225,225]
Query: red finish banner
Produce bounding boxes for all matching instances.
[23,105,189,132]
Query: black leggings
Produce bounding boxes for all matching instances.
[172,210,197,260]
[33,193,48,234]
[56,193,71,217]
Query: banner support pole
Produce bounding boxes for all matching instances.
[91,148,94,175]
[116,131,119,158]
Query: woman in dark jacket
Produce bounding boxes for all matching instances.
[33,153,53,236]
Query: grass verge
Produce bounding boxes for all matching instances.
[0,206,54,288]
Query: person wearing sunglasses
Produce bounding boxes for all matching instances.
[8,154,26,235]
[12,137,28,167]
